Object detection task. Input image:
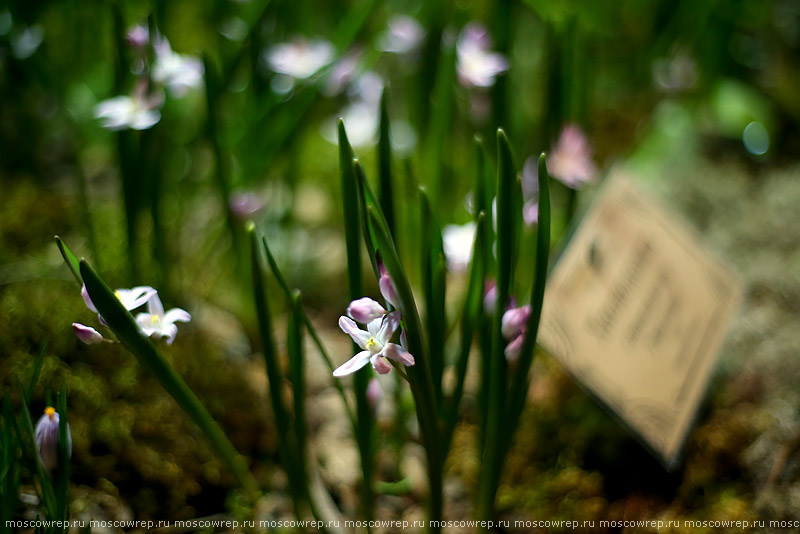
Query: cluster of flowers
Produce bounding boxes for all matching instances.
[95,25,204,131]
[334,265,415,377]
[73,285,191,346]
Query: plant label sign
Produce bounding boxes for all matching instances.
[537,174,741,467]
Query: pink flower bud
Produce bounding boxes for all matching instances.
[378,262,399,308]
[501,305,531,340]
[72,323,104,345]
[347,297,387,324]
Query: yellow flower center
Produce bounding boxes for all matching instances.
[151,315,160,324]
[365,337,377,350]
[45,406,56,420]
[114,290,122,300]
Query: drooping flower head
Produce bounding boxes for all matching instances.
[335,311,414,377]
[456,23,509,88]
[135,294,191,345]
[547,125,597,189]
[34,407,72,471]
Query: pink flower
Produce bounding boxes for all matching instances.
[378,262,399,308]
[347,297,387,324]
[335,312,414,377]
[547,125,597,189]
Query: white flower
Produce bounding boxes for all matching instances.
[95,87,163,131]
[35,407,72,471]
[378,15,424,55]
[265,38,335,80]
[82,284,156,314]
[334,312,414,376]
[456,23,508,88]
[152,38,204,97]
[442,221,477,273]
[135,294,191,345]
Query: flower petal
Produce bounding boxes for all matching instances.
[339,316,370,349]
[371,353,392,374]
[347,297,386,324]
[504,334,524,363]
[376,311,401,345]
[333,351,372,377]
[366,316,383,339]
[381,343,415,366]
[164,308,192,325]
[81,285,97,312]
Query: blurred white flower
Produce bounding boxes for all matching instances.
[348,70,384,104]
[11,24,44,60]
[135,294,191,345]
[153,38,204,97]
[229,190,265,220]
[265,38,335,82]
[323,100,379,148]
[378,15,424,54]
[323,50,363,96]
[95,83,163,131]
[521,156,540,226]
[442,221,477,272]
[456,23,508,88]
[125,24,149,49]
[35,407,72,471]
[547,125,596,189]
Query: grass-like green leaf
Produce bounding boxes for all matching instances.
[55,237,82,287]
[504,152,551,455]
[476,129,518,522]
[378,89,395,237]
[80,260,259,502]
[442,212,485,455]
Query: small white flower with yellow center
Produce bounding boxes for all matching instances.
[34,407,72,471]
[135,294,191,345]
[335,311,414,377]
[81,284,156,325]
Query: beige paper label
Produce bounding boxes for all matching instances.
[538,174,741,466]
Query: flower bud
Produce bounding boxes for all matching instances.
[72,323,104,345]
[378,263,399,308]
[347,297,386,324]
[34,407,72,471]
[501,305,531,340]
